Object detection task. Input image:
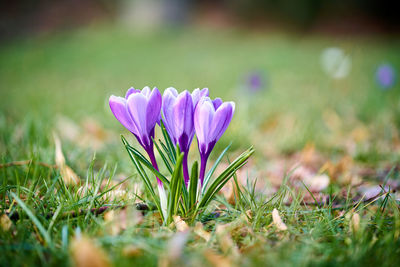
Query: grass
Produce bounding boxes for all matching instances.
[1,24,400,266]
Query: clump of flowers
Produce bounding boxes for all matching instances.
[109,86,253,224]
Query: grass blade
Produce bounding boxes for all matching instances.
[10,192,53,247]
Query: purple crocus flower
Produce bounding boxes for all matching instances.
[162,87,209,186]
[376,64,396,89]
[109,86,162,182]
[194,97,235,187]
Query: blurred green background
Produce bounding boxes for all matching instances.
[1,0,400,162]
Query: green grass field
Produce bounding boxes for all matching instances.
[1,25,400,266]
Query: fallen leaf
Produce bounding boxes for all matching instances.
[203,249,232,267]
[299,143,318,166]
[194,222,211,242]
[104,208,143,235]
[351,213,360,233]
[56,115,112,150]
[70,236,110,267]
[306,174,330,192]
[215,224,239,256]
[122,245,142,257]
[56,115,81,141]
[272,208,287,231]
[320,155,355,185]
[245,210,252,222]
[0,214,12,231]
[54,133,80,185]
[173,215,189,232]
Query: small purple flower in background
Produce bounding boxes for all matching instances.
[376,64,396,90]
[194,97,235,187]
[245,71,264,92]
[162,87,209,186]
[109,86,162,180]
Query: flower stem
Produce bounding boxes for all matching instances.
[145,145,162,186]
[199,154,208,189]
[182,152,190,187]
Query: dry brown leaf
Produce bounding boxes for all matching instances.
[122,245,142,257]
[70,236,110,267]
[54,133,79,185]
[173,216,189,232]
[299,143,317,166]
[0,214,12,231]
[215,224,239,256]
[203,249,233,267]
[272,208,287,231]
[104,208,143,235]
[351,213,360,233]
[194,222,211,242]
[320,155,354,183]
[56,115,112,150]
[245,210,252,222]
[306,174,330,192]
[79,117,111,150]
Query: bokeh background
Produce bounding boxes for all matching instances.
[1,0,400,173]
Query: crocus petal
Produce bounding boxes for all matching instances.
[125,87,140,99]
[173,91,193,136]
[212,98,223,109]
[109,95,138,135]
[146,88,162,131]
[173,91,194,151]
[164,87,179,97]
[192,88,209,106]
[127,93,149,146]
[162,89,178,143]
[141,86,151,97]
[194,99,215,154]
[210,102,235,142]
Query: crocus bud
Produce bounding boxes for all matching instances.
[162,87,208,186]
[109,86,161,152]
[109,86,167,218]
[194,97,235,186]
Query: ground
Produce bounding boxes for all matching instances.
[1,25,400,266]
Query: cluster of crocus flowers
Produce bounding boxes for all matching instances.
[109,86,235,215]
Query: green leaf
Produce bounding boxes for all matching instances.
[202,143,232,192]
[152,137,173,174]
[197,146,254,212]
[189,161,199,210]
[167,153,184,224]
[159,141,175,164]
[121,136,170,187]
[160,120,176,163]
[121,137,162,218]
